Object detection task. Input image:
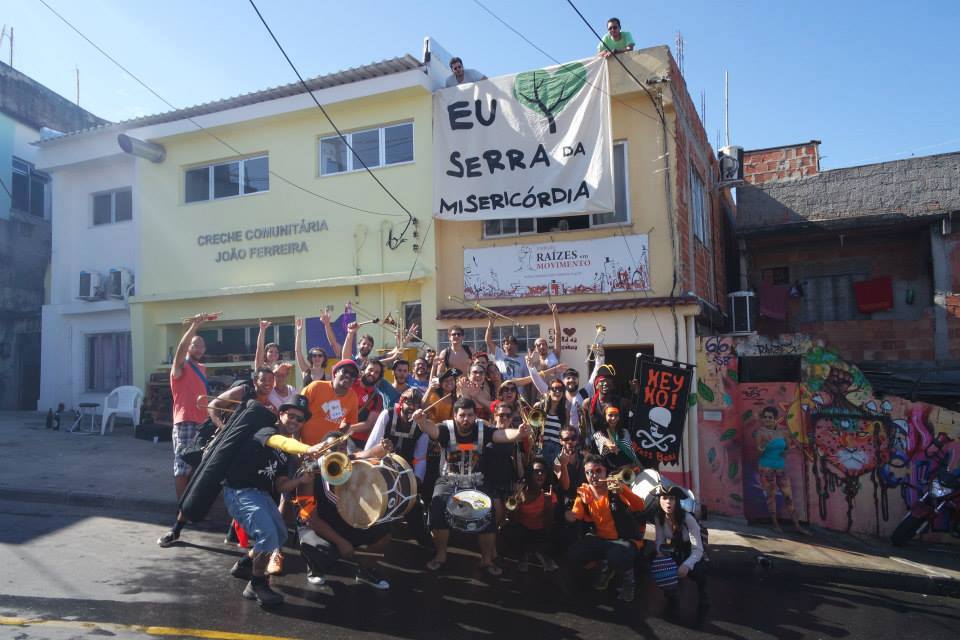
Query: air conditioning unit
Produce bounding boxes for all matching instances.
[108,267,134,299]
[728,290,756,334]
[718,145,744,185]
[77,270,104,301]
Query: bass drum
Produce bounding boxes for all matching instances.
[445,489,493,532]
[334,453,417,529]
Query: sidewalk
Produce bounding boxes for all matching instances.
[1,411,957,596]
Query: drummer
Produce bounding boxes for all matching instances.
[297,432,393,590]
[363,387,433,547]
[416,397,530,575]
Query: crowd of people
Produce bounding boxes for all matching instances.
[159,303,707,622]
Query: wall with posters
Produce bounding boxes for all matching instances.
[695,334,960,538]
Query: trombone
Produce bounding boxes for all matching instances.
[448,295,523,328]
[298,432,354,486]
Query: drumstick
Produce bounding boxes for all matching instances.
[424,393,453,413]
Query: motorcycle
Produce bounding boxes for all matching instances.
[890,466,960,546]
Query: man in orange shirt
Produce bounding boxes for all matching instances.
[300,359,360,446]
[169,312,218,499]
[566,454,645,603]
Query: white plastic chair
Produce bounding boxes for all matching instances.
[100,385,144,435]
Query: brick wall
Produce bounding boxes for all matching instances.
[667,55,731,309]
[742,141,820,185]
[748,226,936,364]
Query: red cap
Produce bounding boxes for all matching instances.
[332,359,360,376]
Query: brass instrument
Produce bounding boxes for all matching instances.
[298,433,354,485]
[505,482,527,511]
[355,317,380,327]
[181,311,222,324]
[195,394,243,415]
[586,323,607,365]
[605,467,637,491]
[448,295,523,328]
[381,312,398,328]
[519,397,546,454]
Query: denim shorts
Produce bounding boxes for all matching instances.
[223,486,288,553]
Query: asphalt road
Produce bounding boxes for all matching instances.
[0,499,957,640]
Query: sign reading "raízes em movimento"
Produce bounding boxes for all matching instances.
[434,58,614,221]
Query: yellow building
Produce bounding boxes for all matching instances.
[123,56,436,391]
[432,47,734,492]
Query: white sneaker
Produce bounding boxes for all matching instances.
[306,574,326,586]
[535,552,559,572]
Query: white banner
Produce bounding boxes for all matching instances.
[434,58,614,221]
[464,234,650,299]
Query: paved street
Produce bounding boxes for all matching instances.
[1,498,959,640]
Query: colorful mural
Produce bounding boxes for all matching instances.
[739,383,807,522]
[696,334,960,538]
[695,336,742,516]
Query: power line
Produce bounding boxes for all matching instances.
[246,0,417,248]
[36,0,402,219]
[472,0,682,358]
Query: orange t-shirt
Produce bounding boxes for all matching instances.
[572,484,645,544]
[515,492,556,530]
[170,360,207,425]
[300,380,358,445]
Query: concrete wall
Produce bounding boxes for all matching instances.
[38,153,136,410]
[696,333,960,538]
[131,84,435,391]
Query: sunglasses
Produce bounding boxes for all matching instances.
[560,436,577,442]
[533,468,546,474]
[549,386,564,392]
[501,386,517,393]
[284,413,305,423]
[310,353,325,358]
[337,370,358,380]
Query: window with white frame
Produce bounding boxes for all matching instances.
[11,157,50,217]
[403,301,422,334]
[184,155,269,203]
[483,141,628,238]
[689,163,708,243]
[92,188,132,226]
[86,332,132,392]
[319,122,414,176]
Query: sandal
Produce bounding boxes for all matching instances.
[481,563,503,577]
[426,557,446,571]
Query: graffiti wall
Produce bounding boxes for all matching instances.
[696,336,742,516]
[738,382,806,522]
[696,334,960,538]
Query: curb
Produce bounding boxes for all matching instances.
[0,485,176,515]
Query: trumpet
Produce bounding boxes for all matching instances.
[195,394,243,415]
[586,323,607,365]
[505,482,527,511]
[448,295,523,328]
[605,467,637,491]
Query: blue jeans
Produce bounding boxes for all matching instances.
[223,487,287,553]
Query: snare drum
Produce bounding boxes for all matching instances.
[334,453,418,529]
[445,489,493,532]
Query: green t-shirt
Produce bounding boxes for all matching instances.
[597,31,635,53]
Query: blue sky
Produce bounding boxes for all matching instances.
[5,0,959,169]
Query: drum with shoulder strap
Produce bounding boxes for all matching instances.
[334,453,418,529]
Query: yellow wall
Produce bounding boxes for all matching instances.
[131,85,436,389]
[433,48,678,310]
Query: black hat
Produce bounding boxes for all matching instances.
[439,367,462,383]
[652,483,687,499]
[279,394,312,421]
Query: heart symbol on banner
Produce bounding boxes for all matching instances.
[563,327,576,337]
[513,62,588,134]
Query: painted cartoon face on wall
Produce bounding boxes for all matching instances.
[814,416,890,477]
